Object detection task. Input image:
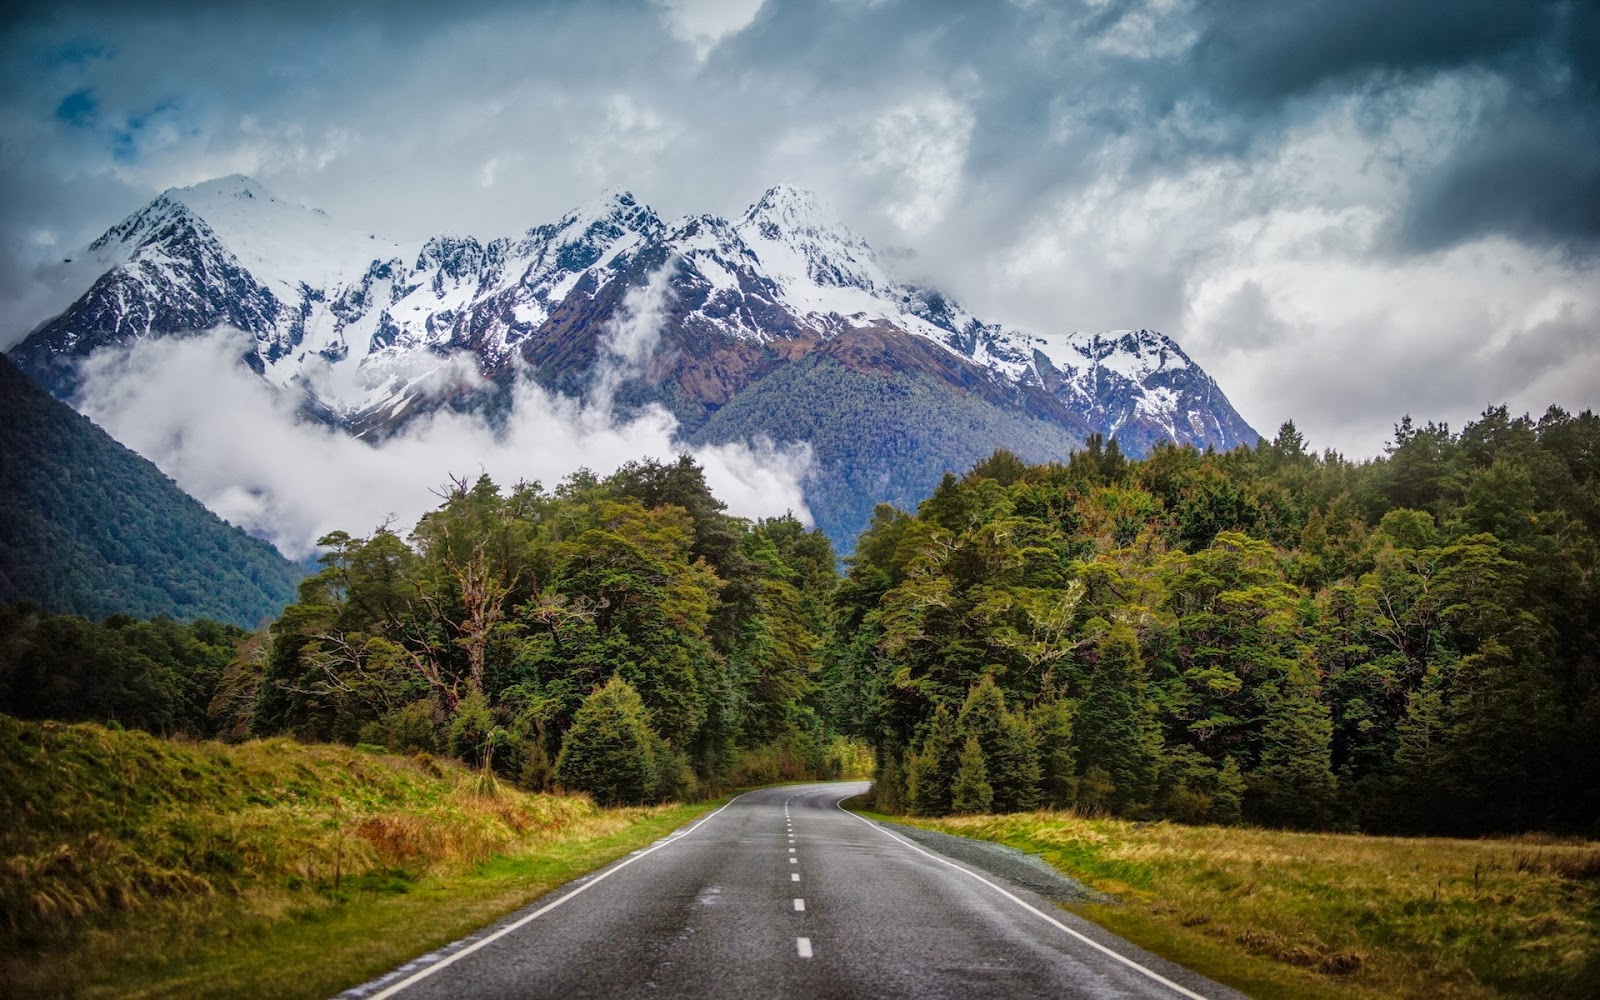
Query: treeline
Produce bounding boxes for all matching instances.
[827,406,1600,835]
[0,604,249,735]
[242,458,846,804]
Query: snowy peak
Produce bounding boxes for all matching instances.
[12,177,1258,455]
[734,184,887,298]
[740,184,835,234]
[168,173,284,211]
[1038,328,1193,382]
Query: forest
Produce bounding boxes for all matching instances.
[3,404,1597,835]
[0,356,304,627]
[827,405,1600,835]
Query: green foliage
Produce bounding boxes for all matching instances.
[257,459,840,792]
[0,356,304,627]
[842,405,1600,835]
[554,676,658,806]
[0,604,248,736]
[1075,620,1159,814]
[950,735,993,814]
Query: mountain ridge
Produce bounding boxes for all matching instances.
[9,176,1259,548]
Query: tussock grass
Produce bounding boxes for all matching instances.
[0,715,707,998]
[894,811,1600,1000]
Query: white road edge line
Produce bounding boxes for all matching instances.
[834,795,1211,1000]
[362,792,752,999]
[796,936,813,958]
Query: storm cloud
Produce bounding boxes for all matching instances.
[1,0,1597,458]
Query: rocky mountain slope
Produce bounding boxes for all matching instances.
[9,175,1258,548]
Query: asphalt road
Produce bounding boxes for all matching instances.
[341,781,1247,1000]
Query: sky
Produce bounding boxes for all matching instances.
[2,0,1598,467]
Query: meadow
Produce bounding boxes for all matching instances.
[894,811,1600,1000]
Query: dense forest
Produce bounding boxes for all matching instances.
[5,401,1597,834]
[0,356,304,627]
[1,457,852,803]
[252,458,852,802]
[827,406,1600,835]
[0,604,248,736]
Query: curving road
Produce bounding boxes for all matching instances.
[340,781,1247,1000]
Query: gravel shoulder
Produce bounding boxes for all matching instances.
[881,820,1116,905]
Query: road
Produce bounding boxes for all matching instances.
[341,781,1246,1000]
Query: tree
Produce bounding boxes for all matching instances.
[1250,660,1338,828]
[1031,699,1076,808]
[554,676,658,806]
[1073,619,1159,813]
[951,736,994,814]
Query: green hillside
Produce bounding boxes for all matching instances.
[0,356,303,627]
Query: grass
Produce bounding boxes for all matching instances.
[876,809,1600,1000]
[0,715,715,999]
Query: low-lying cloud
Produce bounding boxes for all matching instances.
[75,326,815,559]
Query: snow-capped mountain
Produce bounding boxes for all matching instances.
[9,175,1258,547]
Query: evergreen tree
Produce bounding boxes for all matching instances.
[1031,699,1077,808]
[951,736,994,814]
[1073,620,1159,813]
[907,704,958,814]
[554,676,658,806]
[1212,756,1245,825]
[1251,660,1338,828]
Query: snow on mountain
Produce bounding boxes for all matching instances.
[10,175,1257,454]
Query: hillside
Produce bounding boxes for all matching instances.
[0,714,704,999]
[0,356,303,626]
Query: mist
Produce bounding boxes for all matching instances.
[74,319,815,559]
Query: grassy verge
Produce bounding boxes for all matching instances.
[873,810,1600,1000]
[1,715,716,999]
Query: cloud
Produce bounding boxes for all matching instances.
[591,258,678,416]
[1,0,1597,463]
[74,327,815,559]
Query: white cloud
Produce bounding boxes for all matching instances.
[857,95,974,235]
[74,328,814,559]
[652,0,766,61]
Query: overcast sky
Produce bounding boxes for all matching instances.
[2,0,1597,458]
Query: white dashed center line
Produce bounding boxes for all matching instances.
[794,898,805,912]
[789,857,798,864]
[791,872,800,882]
[796,937,813,958]
[788,848,795,853]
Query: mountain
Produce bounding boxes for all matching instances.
[9,175,1258,548]
[0,355,305,626]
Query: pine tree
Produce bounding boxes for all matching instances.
[951,736,993,814]
[908,704,958,815]
[956,674,1040,812]
[994,710,1042,812]
[1073,619,1159,813]
[1212,756,1244,825]
[554,676,659,806]
[1251,660,1338,828]
[1031,699,1077,808]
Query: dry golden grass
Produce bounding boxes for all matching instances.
[897,811,1600,1000]
[0,715,707,999]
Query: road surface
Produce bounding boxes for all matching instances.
[341,781,1246,999]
